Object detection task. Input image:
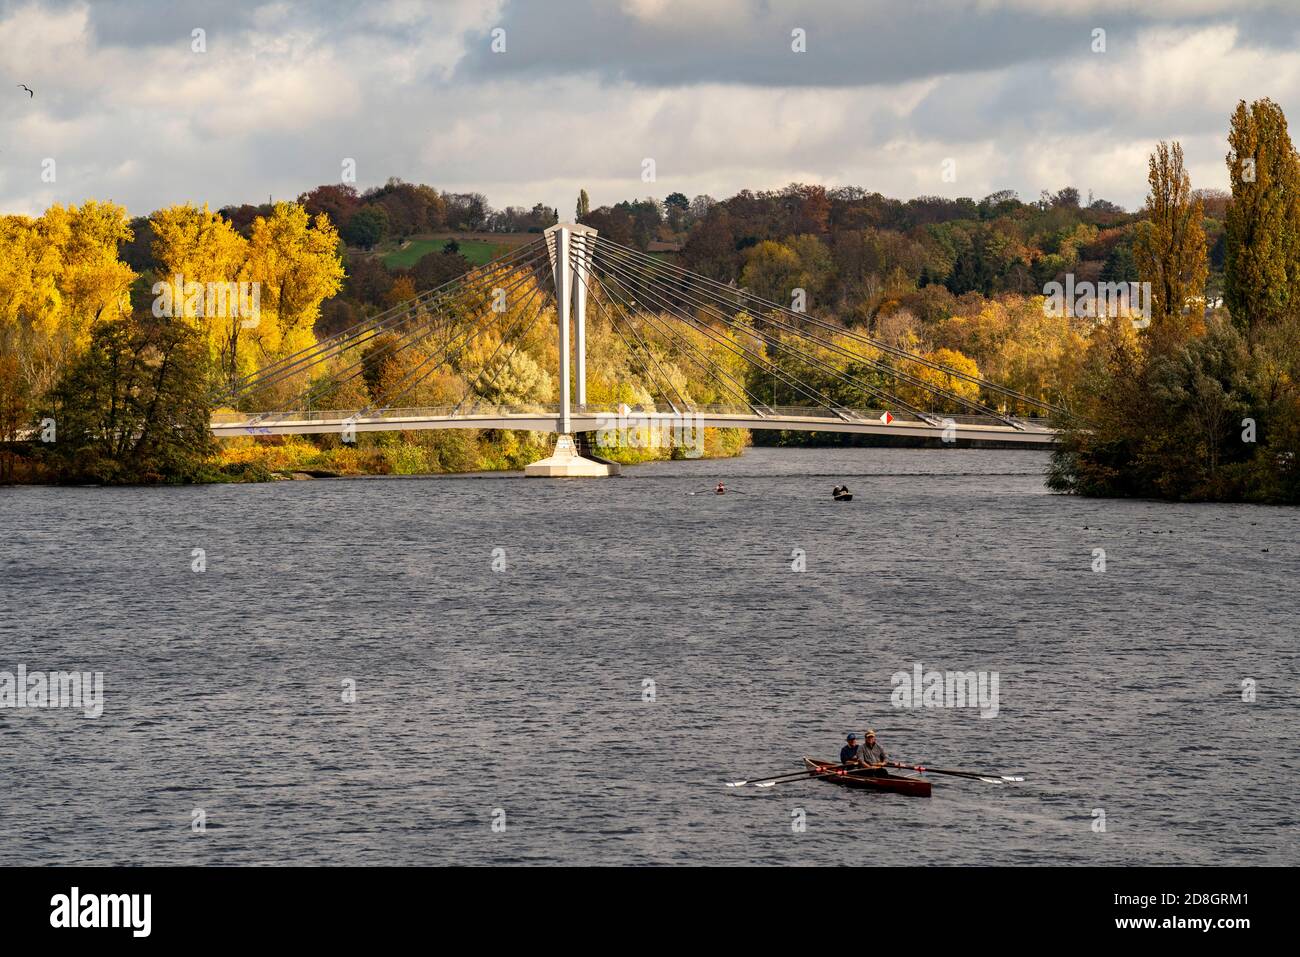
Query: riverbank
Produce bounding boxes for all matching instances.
[1,427,751,485]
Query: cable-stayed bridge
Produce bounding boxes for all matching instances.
[212,224,1063,474]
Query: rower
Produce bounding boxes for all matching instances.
[860,729,887,768]
[715,481,726,495]
[839,732,866,766]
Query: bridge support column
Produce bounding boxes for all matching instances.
[528,223,615,477]
[553,226,572,433]
[573,229,592,410]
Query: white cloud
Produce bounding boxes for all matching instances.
[1,0,1297,216]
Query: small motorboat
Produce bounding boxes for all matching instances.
[802,757,932,797]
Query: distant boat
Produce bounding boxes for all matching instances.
[834,492,853,502]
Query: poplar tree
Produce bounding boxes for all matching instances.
[1132,141,1207,347]
[1223,98,1300,329]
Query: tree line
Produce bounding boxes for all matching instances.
[2,98,1297,499]
[1049,99,1300,503]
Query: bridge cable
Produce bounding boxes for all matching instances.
[571,249,762,413]
[591,238,979,423]
[575,246,772,415]
[451,276,556,417]
[592,235,1053,414]
[595,241,1014,427]
[591,236,1065,419]
[218,237,549,406]
[253,253,552,424]
[347,258,554,419]
[574,271,687,413]
[228,245,552,413]
[587,245,897,420]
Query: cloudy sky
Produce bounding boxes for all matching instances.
[2,0,1299,218]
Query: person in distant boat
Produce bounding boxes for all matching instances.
[840,732,866,766]
[715,481,726,494]
[860,729,887,767]
[834,485,851,498]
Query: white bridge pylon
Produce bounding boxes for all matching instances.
[531,223,615,475]
[545,222,598,436]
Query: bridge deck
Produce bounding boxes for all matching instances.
[211,406,1057,444]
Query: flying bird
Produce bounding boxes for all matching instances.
[18,84,34,97]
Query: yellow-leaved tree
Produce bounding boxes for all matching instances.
[244,203,345,377]
[898,348,982,414]
[0,202,134,430]
[150,203,249,382]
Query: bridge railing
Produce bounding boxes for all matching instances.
[212,403,1054,430]
[210,404,558,424]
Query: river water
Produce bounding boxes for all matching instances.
[1,447,1296,865]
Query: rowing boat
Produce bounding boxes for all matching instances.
[802,757,932,797]
[833,493,853,502]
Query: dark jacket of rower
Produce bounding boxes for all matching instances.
[839,734,866,765]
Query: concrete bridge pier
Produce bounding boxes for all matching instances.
[524,433,620,477]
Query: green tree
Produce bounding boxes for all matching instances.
[576,189,590,220]
[1101,238,1137,283]
[1223,98,1300,329]
[42,314,216,483]
[342,206,390,250]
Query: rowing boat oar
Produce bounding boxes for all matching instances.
[754,764,894,788]
[888,761,1024,784]
[725,762,850,787]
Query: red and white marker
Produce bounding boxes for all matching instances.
[879,411,894,424]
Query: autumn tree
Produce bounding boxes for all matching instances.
[896,347,982,413]
[1223,98,1300,329]
[740,235,832,308]
[150,203,249,383]
[1133,141,1208,347]
[243,203,345,370]
[384,275,417,308]
[0,202,135,422]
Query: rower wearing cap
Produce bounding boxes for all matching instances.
[860,729,887,767]
[840,732,866,766]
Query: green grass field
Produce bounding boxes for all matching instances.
[382,237,513,269]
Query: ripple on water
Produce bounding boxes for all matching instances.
[1,447,1296,865]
